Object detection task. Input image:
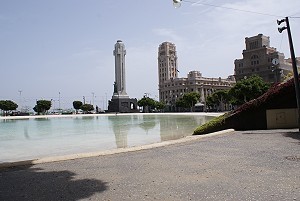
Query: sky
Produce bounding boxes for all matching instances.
[1,0,300,111]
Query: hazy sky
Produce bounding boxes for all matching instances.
[1,0,300,110]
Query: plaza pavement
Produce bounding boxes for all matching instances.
[0,129,299,201]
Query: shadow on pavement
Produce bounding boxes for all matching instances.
[283,132,300,143]
[0,164,108,201]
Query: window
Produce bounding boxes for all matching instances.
[251,55,259,66]
[249,41,259,49]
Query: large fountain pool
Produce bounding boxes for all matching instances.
[0,113,218,163]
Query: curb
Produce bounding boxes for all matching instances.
[0,129,234,169]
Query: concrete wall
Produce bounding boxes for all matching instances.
[266,108,298,129]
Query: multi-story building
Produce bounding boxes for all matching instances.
[234,34,293,83]
[158,42,235,111]
[158,42,178,85]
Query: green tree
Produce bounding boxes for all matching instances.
[138,97,156,113]
[81,104,94,113]
[175,98,188,108]
[206,90,230,111]
[0,100,18,116]
[229,75,270,106]
[73,101,83,114]
[205,96,213,106]
[33,100,52,115]
[155,101,166,112]
[176,92,200,112]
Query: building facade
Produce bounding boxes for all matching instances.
[158,42,235,110]
[158,42,179,85]
[234,34,293,83]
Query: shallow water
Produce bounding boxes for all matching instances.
[0,113,216,162]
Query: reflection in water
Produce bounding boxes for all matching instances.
[108,115,132,148]
[34,118,53,137]
[0,114,217,162]
[24,127,30,139]
[108,115,160,148]
[159,115,214,141]
[0,119,31,140]
[108,114,213,147]
[137,115,157,134]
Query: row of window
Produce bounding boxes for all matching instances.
[249,41,259,50]
[251,60,259,66]
[236,56,277,68]
[163,81,230,87]
[160,88,217,101]
[236,66,278,74]
[160,73,175,78]
[159,62,176,68]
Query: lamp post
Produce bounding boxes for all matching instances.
[91,92,95,109]
[278,17,300,131]
[58,92,61,110]
[18,90,22,112]
[105,93,107,110]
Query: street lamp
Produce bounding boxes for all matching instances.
[18,90,22,112]
[173,0,182,8]
[91,92,95,108]
[277,17,300,131]
[58,92,61,110]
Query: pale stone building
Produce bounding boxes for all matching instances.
[234,34,294,83]
[158,42,235,111]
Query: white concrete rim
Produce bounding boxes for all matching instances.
[0,112,224,120]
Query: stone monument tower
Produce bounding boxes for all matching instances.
[108,40,138,113]
[113,40,129,97]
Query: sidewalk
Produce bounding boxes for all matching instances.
[1,129,299,201]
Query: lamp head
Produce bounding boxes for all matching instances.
[173,0,182,8]
[277,19,285,25]
[278,27,287,33]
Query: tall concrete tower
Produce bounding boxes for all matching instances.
[113,40,128,97]
[158,42,178,101]
[158,42,178,84]
[108,40,138,113]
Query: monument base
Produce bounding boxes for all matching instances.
[112,93,130,99]
[108,97,139,113]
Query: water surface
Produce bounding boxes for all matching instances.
[0,113,216,162]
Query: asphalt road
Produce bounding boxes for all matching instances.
[1,129,299,201]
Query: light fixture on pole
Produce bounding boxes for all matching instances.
[277,18,287,33]
[278,26,287,33]
[277,17,300,131]
[173,0,182,8]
